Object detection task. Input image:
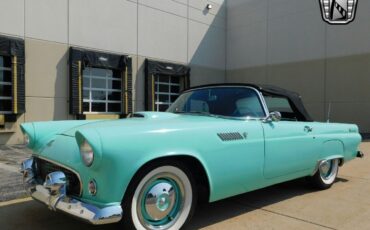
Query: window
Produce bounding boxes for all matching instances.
[168,87,266,118]
[0,56,12,114]
[69,48,132,117]
[82,67,122,114]
[145,59,190,112]
[154,75,180,111]
[264,95,297,121]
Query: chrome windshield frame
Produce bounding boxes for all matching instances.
[171,85,270,121]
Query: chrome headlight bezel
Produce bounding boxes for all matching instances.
[79,140,94,167]
[75,130,102,169]
[20,123,35,148]
[24,133,30,146]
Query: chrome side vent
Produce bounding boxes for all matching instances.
[217,132,244,141]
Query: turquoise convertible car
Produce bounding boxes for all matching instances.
[20,84,363,230]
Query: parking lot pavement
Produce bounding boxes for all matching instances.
[0,142,369,230]
[0,145,31,201]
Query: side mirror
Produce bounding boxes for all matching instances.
[264,111,282,122]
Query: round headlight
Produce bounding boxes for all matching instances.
[24,134,30,146]
[80,140,94,167]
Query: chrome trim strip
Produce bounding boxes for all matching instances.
[257,89,270,118]
[34,155,83,196]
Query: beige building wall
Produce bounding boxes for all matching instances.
[226,0,370,133]
[0,39,227,144]
[0,0,227,144]
[2,0,368,144]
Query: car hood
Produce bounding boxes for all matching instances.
[61,112,222,137]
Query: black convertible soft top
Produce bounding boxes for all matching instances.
[187,83,313,122]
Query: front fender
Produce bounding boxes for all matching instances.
[117,150,213,204]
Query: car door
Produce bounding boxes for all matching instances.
[262,95,318,179]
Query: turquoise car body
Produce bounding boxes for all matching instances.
[21,108,362,210]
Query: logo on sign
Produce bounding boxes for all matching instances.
[319,0,358,24]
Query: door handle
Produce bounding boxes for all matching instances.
[304,126,313,133]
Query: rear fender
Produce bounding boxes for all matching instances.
[312,140,345,175]
[320,140,345,160]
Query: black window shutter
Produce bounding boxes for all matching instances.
[183,70,191,91]
[0,35,25,116]
[15,54,25,114]
[69,48,83,115]
[122,57,133,116]
[145,72,156,111]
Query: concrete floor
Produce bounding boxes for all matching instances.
[0,145,32,201]
[0,142,369,230]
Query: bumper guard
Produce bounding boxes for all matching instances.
[20,157,122,225]
[357,151,365,158]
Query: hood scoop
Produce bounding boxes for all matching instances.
[132,113,145,118]
[217,132,245,141]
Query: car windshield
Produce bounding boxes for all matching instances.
[167,87,266,118]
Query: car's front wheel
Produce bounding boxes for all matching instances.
[121,161,196,230]
[310,159,339,189]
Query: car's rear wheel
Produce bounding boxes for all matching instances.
[310,159,339,189]
[121,161,196,230]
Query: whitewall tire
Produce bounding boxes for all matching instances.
[310,159,339,189]
[121,162,196,230]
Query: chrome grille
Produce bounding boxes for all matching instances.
[33,157,82,197]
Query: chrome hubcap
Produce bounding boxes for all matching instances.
[320,161,331,177]
[319,160,337,181]
[144,181,176,220]
[138,175,184,228]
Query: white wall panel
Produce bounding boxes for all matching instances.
[189,21,225,68]
[227,22,267,70]
[189,7,225,28]
[267,10,325,65]
[139,0,187,18]
[138,5,187,63]
[227,0,267,29]
[0,0,24,37]
[69,0,137,54]
[189,0,226,18]
[326,0,370,57]
[25,0,68,43]
[268,0,318,20]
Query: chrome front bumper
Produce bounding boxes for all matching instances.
[21,157,122,225]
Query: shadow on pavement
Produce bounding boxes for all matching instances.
[185,177,349,229]
[1,177,350,230]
